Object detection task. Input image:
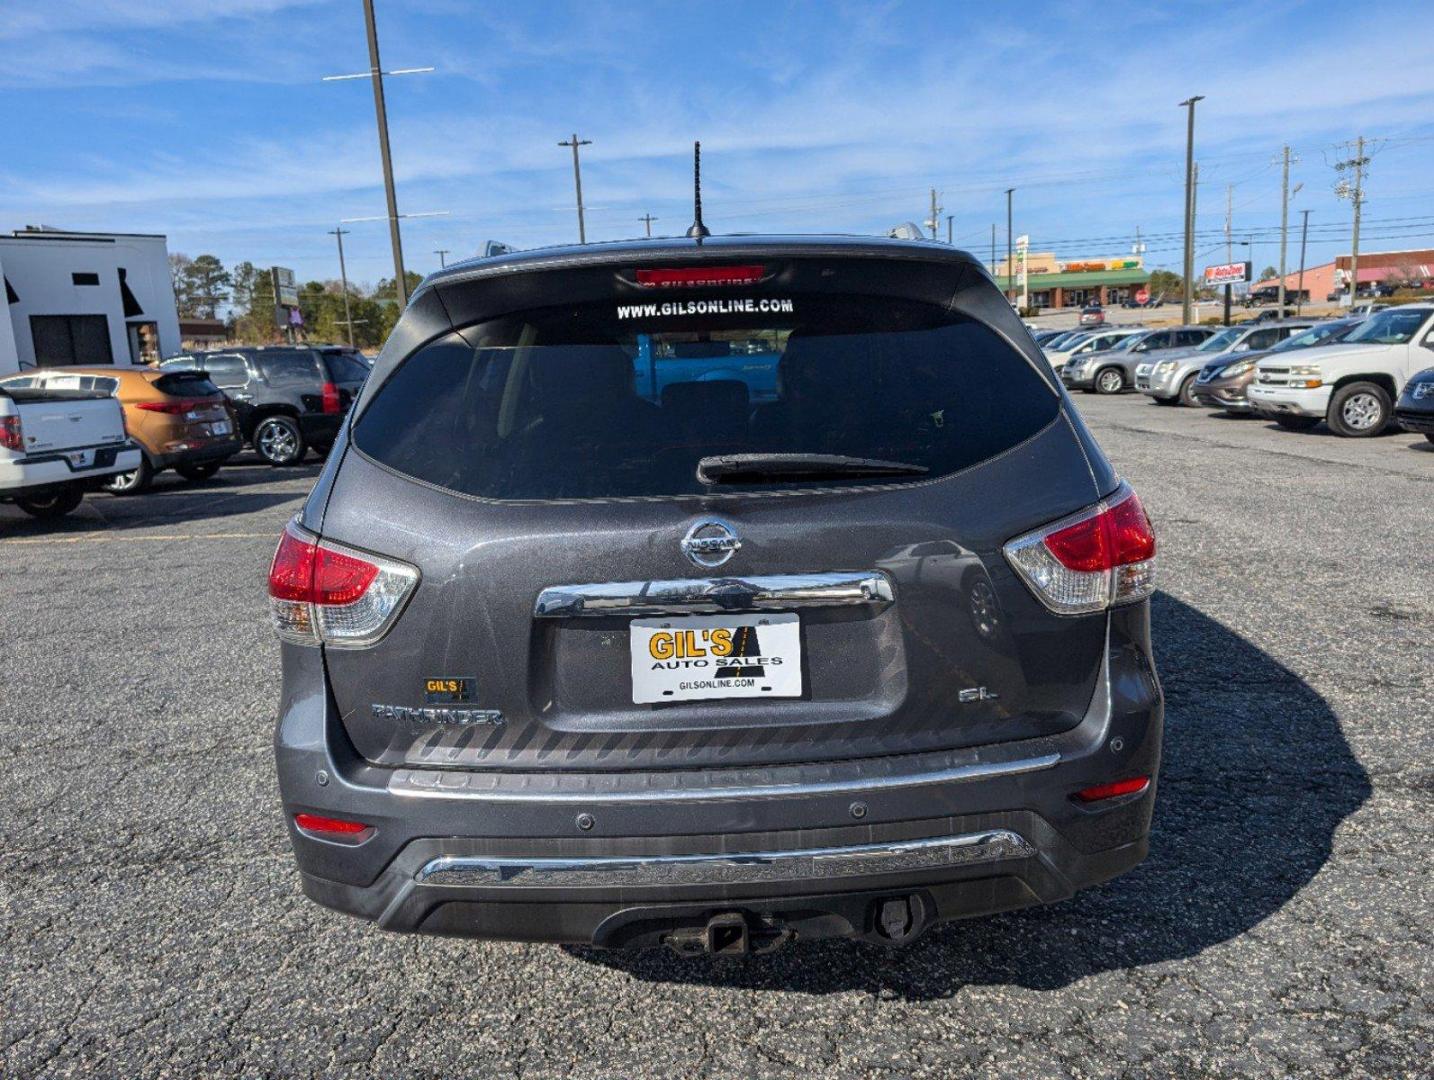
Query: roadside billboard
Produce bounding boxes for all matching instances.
[1204,261,1252,286]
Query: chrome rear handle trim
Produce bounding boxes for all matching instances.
[533,571,895,618]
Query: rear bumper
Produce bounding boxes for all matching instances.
[298,414,342,444]
[0,442,141,493]
[150,436,243,470]
[275,605,1162,947]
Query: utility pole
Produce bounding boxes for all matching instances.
[1005,188,1014,302]
[328,226,355,348]
[1223,183,1233,325]
[990,224,996,274]
[639,213,657,238]
[946,214,954,245]
[1277,145,1291,311]
[926,188,942,240]
[434,248,450,268]
[1179,95,1204,325]
[362,0,409,308]
[1333,136,1369,306]
[1296,209,1311,316]
[559,133,593,244]
[1191,161,1199,318]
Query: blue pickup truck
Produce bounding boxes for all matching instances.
[632,334,781,404]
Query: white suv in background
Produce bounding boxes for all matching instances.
[1248,306,1434,436]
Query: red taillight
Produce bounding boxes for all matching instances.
[0,415,22,452]
[1075,776,1150,803]
[320,381,341,414]
[1004,484,1157,615]
[1042,489,1156,572]
[294,812,370,835]
[635,265,765,288]
[136,397,210,414]
[267,519,417,646]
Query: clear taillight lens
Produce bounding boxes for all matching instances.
[267,519,418,647]
[1003,483,1157,615]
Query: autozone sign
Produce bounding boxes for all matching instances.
[1204,261,1252,285]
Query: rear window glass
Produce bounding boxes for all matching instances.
[323,353,370,382]
[153,372,221,397]
[255,350,321,384]
[353,295,1059,500]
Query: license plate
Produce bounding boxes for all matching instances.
[209,420,231,436]
[65,449,93,467]
[629,613,802,704]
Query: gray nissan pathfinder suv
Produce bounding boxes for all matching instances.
[271,234,1163,953]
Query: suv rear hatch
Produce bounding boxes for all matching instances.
[315,247,1111,772]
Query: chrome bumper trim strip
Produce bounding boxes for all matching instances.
[389,752,1062,803]
[415,829,1035,888]
[533,571,894,618]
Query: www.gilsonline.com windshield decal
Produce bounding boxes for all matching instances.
[616,297,795,320]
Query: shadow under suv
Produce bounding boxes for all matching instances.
[271,235,1163,953]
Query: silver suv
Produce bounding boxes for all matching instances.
[1137,320,1312,406]
[1062,326,1216,395]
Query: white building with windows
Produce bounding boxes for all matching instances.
[0,227,182,377]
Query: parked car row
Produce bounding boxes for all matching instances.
[0,343,370,519]
[1038,305,1434,441]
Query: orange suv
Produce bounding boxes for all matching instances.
[0,367,241,493]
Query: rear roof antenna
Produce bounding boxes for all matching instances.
[686,141,711,241]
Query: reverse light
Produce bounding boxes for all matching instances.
[267,518,417,647]
[635,265,765,288]
[0,414,22,452]
[1003,483,1157,615]
[320,381,341,414]
[1075,776,1151,803]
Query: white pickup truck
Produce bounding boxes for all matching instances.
[0,384,141,518]
[1247,305,1434,436]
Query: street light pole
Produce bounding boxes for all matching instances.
[559,134,593,243]
[946,214,954,244]
[362,0,409,308]
[1178,95,1204,325]
[434,249,450,268]
[328,227,355,348]
[1296,209,1311,316]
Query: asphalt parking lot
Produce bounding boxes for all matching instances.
[2,401,1430,1079]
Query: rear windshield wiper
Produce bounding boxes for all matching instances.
[697,453,929,484]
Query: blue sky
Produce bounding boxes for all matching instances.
[3,0,1433,290]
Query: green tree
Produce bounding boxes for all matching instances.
[181,255,231,319]
[1146,269,1183,301]
[1258,265,1279,283]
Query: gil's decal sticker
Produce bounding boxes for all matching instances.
[616,297,795,320]
[424,676,476,704]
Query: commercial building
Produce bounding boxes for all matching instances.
[0,226,181,377]
[991,250,1149,309]
[1251,248,1434,300]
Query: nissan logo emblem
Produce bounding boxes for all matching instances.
[681,519,741,568]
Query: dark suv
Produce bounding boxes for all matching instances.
[162,346,368,465]
[270,236,1163,952]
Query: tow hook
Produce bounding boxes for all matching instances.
[663,912,794,956]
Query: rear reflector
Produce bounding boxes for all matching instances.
[267,518,418,647]
[1074,776,1150,803]
[1003,483,1156,615]
[294,812,370,835]
[635,265,765,288]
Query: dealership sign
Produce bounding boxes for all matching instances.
[1204,261,1252,286]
